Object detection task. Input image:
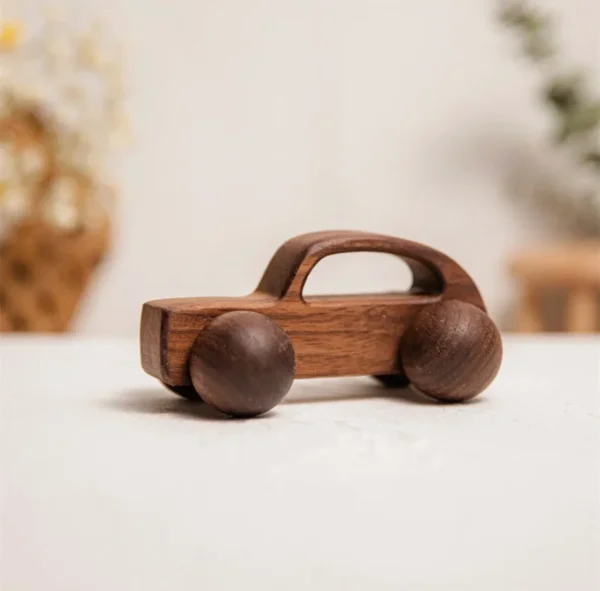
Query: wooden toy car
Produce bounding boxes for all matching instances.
[140,231,502,417]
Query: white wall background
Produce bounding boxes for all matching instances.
[9,0,600,335]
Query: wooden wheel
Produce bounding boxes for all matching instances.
[400,300,502,402]
[190,311,295,418]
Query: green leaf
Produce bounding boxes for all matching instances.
[524,36,555,61]
[544,77,582,112]
[585,151,600,168]
[567,103,600,135]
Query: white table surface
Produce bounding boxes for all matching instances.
[1,335,599,591]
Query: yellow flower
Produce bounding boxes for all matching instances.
[0,22,23,51]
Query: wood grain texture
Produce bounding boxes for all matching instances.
[190,311,295,417]
[140,231,487,386]
[401,300,503,401]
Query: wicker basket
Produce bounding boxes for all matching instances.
[0,218,109,332]
[0,108,111,332]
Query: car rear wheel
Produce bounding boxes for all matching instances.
[400,300,502,402]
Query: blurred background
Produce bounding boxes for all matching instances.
[1,0,599,336]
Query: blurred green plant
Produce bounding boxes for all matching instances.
[498,0,600,233]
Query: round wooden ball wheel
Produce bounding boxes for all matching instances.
[189,311,296,417]
[400,300,502,402]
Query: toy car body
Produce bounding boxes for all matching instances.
[140,231,485,388]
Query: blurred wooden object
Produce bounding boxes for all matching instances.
[0,15,126,333]
[509,242,600,333]
[0,108,110,333]
[0,219,109,332]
